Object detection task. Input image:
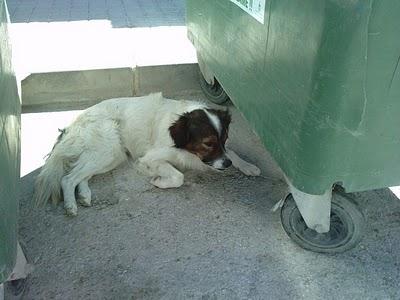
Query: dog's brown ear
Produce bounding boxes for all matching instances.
[216,109,232,130]
[222,109,232,128]
[169,115,189,148]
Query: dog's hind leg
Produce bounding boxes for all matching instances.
[62,164,94,216]
[77,180,92,207]
[62,151,125,216]
[62,172,81,216]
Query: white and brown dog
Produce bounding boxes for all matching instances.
[34,93,260,216]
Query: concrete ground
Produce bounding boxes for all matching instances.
[14,90,400,300]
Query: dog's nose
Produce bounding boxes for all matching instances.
[223,158,232,168]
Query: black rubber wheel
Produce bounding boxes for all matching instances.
[199,70,229,104]
[280,191,365,253]
[5,278,28,299]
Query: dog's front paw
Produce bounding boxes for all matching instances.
[78,196,92,207]
[238,162,261,176]
[64,202,78,216]
[150,175,184,189]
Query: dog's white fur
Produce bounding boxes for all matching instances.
[34,93,261,216]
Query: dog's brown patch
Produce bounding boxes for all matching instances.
[169,109,231,163]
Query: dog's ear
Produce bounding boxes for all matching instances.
[216,109,232,130]
[169,115,190,148]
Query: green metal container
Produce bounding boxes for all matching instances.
[0,0,21,283]
[187,0,400,252]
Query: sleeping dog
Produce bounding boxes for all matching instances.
[34,93,261,216]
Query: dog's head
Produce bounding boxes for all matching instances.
[169,108,232,170]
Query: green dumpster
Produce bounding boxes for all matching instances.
[186,0,400,252]
[0,0,21,288]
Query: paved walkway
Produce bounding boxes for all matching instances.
[7,0,185,27]
[6,0,195,80]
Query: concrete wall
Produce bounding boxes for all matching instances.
[22,64,200,112]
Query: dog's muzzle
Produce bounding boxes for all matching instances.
[209,156,232,170]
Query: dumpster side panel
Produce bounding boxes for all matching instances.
[343,0,400,191]
[188,0,334,193]
[0,0,21,283]
[187,0,400,194]
[291,0,375,189]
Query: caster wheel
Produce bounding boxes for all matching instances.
[280,191,365,253]
[4,278,28,299]
[199,70,229,104]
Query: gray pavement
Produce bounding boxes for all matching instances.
[7,0,185,27]
[15,90,400,300]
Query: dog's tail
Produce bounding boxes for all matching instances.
[33,153,65,207]
[33,130,67,207]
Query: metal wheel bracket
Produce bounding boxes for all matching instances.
[288,182,332,233]
[7,243,32,282]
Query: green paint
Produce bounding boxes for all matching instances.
[0,0,21,283]
[187,0,400,194]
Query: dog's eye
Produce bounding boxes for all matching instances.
[203,142,213,148]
